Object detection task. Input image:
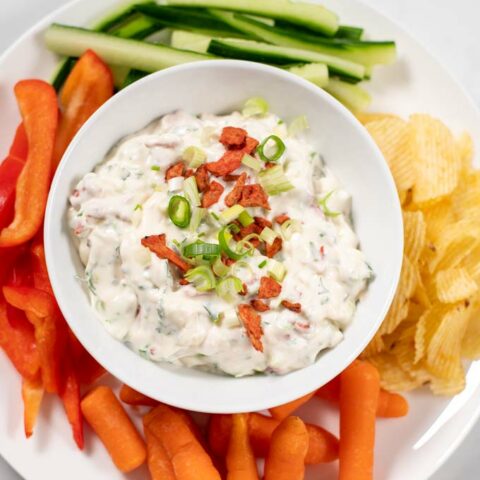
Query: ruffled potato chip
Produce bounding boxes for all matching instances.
[435,267,477,304]
[356,112,401,125]
[403,210,426,262]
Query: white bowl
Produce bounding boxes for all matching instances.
[44,60,402,413]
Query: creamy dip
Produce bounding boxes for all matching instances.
[69,107,371,377]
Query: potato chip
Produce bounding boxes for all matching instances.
[460,244,480,282]
[435,267,477,303]
[429,363,465,396]
[461,305,480,359]
[368,353,421,392]
[365,118,416,193]
[361,332,385,358]
[426,303,470,379]
[403,210,426,262]
[408,114,459,205]
[356,112,401,125]
[422,198,455,243]
[456,131,474,178]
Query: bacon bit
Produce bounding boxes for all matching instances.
[258,276,282,299]
[319,245,325,256]
[265,237,283,258]
[165,162,184,180]
[195,164,210,192]
[206,150,243,177]
[239,283,248,296]
[265,162,276,169]
[274,214,290,225]
[281,300,302,313]
[184,168,194,178]
[141,234,190,273]
[223,174,241,182]
[179,278,189,286]
[251,299,270,312]
[221,253,235,267]
[242,136,259,155]
[238,304,264,352]
[220,126,247,147]
[225,172,247,207]
[254,216,273,229]
[201,181,224,208]
[239,184,270,210]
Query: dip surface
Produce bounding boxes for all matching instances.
[69,107,371,377]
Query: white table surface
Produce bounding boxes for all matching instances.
[0,0,479,478]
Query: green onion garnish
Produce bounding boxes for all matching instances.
[190,207,206,232]
[258,165,294,196]
[288,115,309,137]
[241,154,263,172]
[183,242,220,258]
[134,203,142,211]
[318,191,341,217]
[212,257,230,277]
[185,265,216,292]
[259,227,279,245]
[150,165,160,172]
[238,210,254,227]
[267,259,287,282]
[257,135,286,163]
[218,225,248,261]
[280,219,302,240]
[242,97,269,117]
[258,260,267,269]
[183,176,201,207]
[216,276,243,303]
[182,145,206,168]
[219,205,245,224]
[168,195,191,228]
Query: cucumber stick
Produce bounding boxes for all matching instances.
[166,0,339,36]
[324,78,371,112]
[45,24,214,72]
[286,63,329,87]
[207,38,365,81]
[171,30,212,52]
[210,12,396,67]
[109,14,162,39]
[93,0,151,32]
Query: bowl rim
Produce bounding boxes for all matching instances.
[44,59,403,413]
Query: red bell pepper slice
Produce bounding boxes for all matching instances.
[0,246,24,285]
[0,80,58,247]
[0,124,28,230]
[3,286,56,318]
[0,297,40,381]
[30,236,54,295]
[53,50,114,169]
[22,376,44,438]
[61,353,84,450]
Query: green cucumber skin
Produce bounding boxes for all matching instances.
[325,78,371,112]
[336,25,364,40]
[165,0,339,36]
[51,57,78,92]
[122,69,149,88]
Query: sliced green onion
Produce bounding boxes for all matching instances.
[185,265,216,292]
[318,191,341,217]
[190,207,206,232]
[219,308,240,328]
[183,242,220,258]
[183,176,201,207]
[257,135,286,163]
[267,259,287,282]
[218,225,248,261]
[258,165,294,196]
[182,145,206,168]
[204,304,220,323]
[258,260,267,269]
[212,257,230,277]
[260,227,279,245]
[134,203,142,211]
[280,219,302,240]
[168,176,185,192]
[216,276,243,303]
[150,165,160,171]
[288,115,309,136]
[231,260,255,282]
[238,210,254,227]
[241,153,263,172]
[242,97,269,117]
[168,195,191,228]
[219,204,245,224]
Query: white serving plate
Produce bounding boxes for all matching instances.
[1,1,479,479]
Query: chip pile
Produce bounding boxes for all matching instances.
[358,112,480,395]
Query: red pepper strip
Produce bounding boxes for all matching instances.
[7,251,33,287]
[0,80,58,247]
[9,123,28,158]
[0,298,40,381]
[30,237,54,295]
[61,353,84,449]
[22,376,44,438]
[3,286,56,318]
[0,246,24,284]
[53,50,114,169]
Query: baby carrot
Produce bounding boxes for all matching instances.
[339,360,380,480]
[264,416,309,480]
[143,425,176,480]
[145,404,221,480]
[269,391,317,420]
[81,386,146,472]
[226,414,259,480]
[119,384,158,407]
[209,412,338,464]
[317,376,409,418]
